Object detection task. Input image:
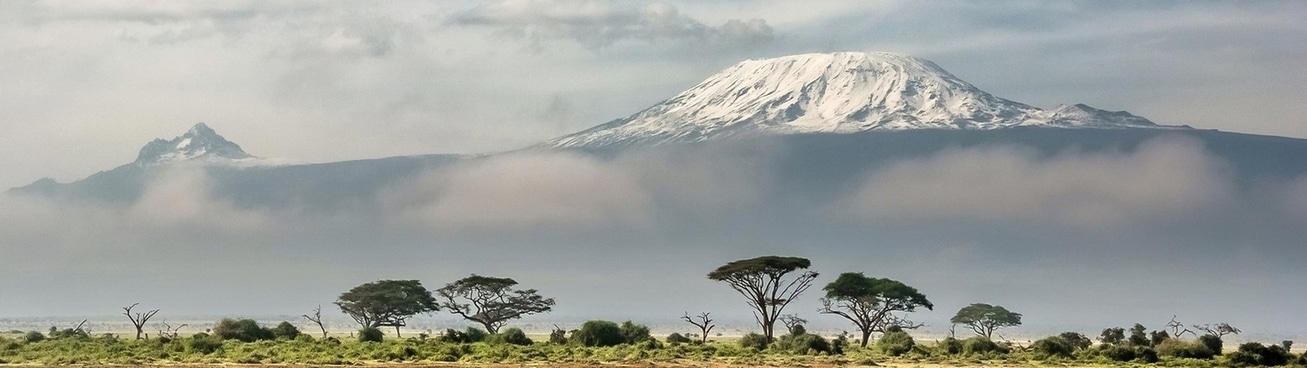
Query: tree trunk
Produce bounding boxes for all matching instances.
[860,330,873,347]
[395,325,401,338]
[135,327,143,340]
[483,322,498,335]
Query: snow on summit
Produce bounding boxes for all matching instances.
[548,52,1174,148]
[134,123,258,166]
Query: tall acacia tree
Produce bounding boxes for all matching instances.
[819,272,933,347]
[335,280,438,337]
[950,303,1022,338]
[435,274,555,334]
[707,256,818,341]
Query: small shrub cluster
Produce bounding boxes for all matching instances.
[487,328,532,346]
[358,327,385,343]
[1228,342,1292,366]
[212,319,275,342]
[874,330,913,356]
[570,320,653,347]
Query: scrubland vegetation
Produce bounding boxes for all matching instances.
[2,255,1300,366]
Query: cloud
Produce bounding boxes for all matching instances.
[844,136,1232,228]
[454,0,774,49]
[384,153,653,231]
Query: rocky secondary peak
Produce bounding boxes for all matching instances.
[134,122,254,166]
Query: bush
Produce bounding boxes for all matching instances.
[1058,331,1092,351]
[22,331,44,343]
[1031,336,1074,359]
[212,318,275,342]
[359,327,385,342]
[1156,338,1215,359]
[548,327,567,344]
[1197,334,1223,355]
[1096,344,1136,362]
[1230,342,1291,366]
[618,321,653,344]
[488,328,532,346]
[185,334,222,354]
[776,333,831,355]
[876,330,915,356]
[270,321,301,340]
[1135,346,1159,363]
[572,320,624,347]
[961,336,1004,355]
[938,336,962,355]
[666,332,693,344]
[738,332,769,351]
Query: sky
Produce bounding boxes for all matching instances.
[2,1,1306,189]
[2,1,1307,340]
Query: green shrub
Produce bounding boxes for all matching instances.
[738,333,769,351]
[489,328,533,346]
[1155,338,1216,359]
[1231,342,1290,366]
[548,326,568,344]
[876,331,915,356]
[1197,334,1223,355]
[1057,331,1092,350]
[270,322,300,340]
[22,331,44,343]
[1031,336,1074,359]
[666,332,693,344]
[776,333,831,355]
[961,336,1003,355]
[185,334,222,354]
[618,321,653,344]
[1096,344,1136,361]
[1135,346,1159,363]
[572,320,624,347]
[212,318,275,342]
[358,327,384,343]
[938,336,962,355]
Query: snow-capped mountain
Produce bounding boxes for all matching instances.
[548,52,1175,148]
[134,122,257,166]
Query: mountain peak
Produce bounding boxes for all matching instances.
[134,122,254,166]
[547,51,1176,148]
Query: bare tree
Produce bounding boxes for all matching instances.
[123,303,159,340]
[779,314,808,335]
[157,321,186,340]
[302,305,329,337]
[1166,315,1195,338]
[1193,322,1241,338]
[681,312,715,343]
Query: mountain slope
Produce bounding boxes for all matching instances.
[547,52,1175,148]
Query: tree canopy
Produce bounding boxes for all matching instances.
[435,274,555,334]
[950,303,1022,338]
[335,280,437,335]
[819,272,932,347]
[707,256,818,341]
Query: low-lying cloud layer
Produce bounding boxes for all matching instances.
[848,137,1232,228]
[3,137,1307,336]
[456,0,774,49]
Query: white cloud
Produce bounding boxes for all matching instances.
[845,136,1233,228]
[455,0,774,49]
[384,153,653,231]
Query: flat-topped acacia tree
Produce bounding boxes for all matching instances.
[708,256,818,341]
[951,303,1022,338]
[435,274,555,334]
[819,272,933,347]
[335,279,438,337]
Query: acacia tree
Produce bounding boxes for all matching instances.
[950,303,1021,338]
[707,256,818,341]
[818,272,933,347]
[335,280,438,337]
[435,274,555,334]
[123,303,159,340]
